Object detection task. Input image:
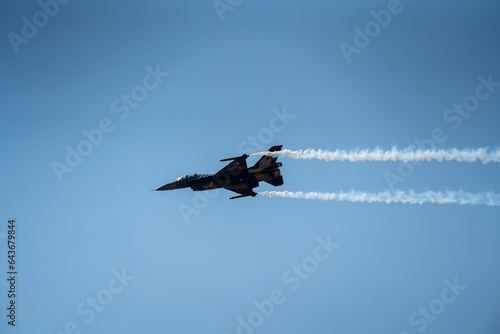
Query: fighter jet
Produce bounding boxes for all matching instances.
[155,145,284,199]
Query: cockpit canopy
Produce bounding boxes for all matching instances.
[176,173,198,181]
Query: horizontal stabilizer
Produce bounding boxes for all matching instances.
[265,176,283,187]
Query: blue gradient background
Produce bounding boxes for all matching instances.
[1,1,499,333]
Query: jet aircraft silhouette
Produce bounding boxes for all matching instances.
[155,145,284,199]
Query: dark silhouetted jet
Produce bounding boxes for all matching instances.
[155,145,284,199]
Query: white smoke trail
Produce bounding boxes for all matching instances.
[251,147,500,164]
[259,190,500,207]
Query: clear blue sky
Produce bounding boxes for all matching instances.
[1,1,500,333]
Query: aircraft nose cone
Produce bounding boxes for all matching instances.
[155,182,177,191]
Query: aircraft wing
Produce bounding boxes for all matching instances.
[225,183,257,199]
[215,156,248,177]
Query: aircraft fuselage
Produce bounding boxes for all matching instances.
[155,165,282,191]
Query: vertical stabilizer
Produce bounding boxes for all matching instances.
[250,145,282,171]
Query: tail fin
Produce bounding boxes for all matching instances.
[251,145,282,171]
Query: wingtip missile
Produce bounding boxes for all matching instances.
[229,191,258,200]
[220,154,249,162]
